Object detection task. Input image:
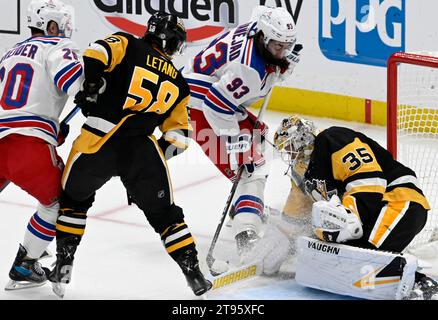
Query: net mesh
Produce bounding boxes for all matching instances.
[396,54,438,250]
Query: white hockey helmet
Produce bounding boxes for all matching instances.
[27,0,75,38]
[274,115,319,169]
[257,7,297,48]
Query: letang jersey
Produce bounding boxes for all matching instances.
[305,126,430,211]
[73,32,192,154]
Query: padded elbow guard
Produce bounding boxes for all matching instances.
[311,195,363,243]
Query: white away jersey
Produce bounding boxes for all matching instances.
[182,21,280,136]
[0,36,83,146]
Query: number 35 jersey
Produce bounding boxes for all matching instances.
[182,22,280,136]
[75,32,191,154]
[305,126,430,210]
[0,36,83,146]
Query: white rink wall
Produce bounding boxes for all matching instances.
[1,0,438,103]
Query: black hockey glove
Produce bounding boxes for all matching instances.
[74,78,106,116]
[57,122,70,146]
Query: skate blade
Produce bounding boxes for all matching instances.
[196,292,209,300]
[52,282,66,298]
[4,279,47,291]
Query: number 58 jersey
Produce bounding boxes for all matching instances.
[0,36,83,146]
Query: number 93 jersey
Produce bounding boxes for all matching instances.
[182,21,280,136]
[305,126,430,211]
[0,36,83,146]
[75,32,191,154]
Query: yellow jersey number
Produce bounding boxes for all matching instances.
[342,147,374,171]
[122,66,179,114]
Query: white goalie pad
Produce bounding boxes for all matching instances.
[295,236,418,300]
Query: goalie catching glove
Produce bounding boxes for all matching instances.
[311,194,363,243]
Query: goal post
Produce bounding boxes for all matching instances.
[387,52,438,255]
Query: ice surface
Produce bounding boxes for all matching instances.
[1,101,436,300]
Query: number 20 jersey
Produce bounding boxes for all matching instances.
[0,36,83,146]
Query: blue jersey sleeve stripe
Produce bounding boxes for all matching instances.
[61,67,83,93]
[210,87,243,113]
[54,61,80,86]
[204,99,234,115]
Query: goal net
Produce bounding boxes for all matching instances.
[387,52,438,257]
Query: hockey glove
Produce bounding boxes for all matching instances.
[74,78,106,116]
[278,43,303,80]
[225,132,265,176]
[57,122,70,146]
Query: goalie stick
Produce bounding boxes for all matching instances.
[0,105,81,194]
[206,88,273,276]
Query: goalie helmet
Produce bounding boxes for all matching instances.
[274,115,319,169]
[145,12,187,57]
[257,7,297,50]
[27,0,74,38]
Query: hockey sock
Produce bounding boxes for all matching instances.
[23,211,56,259]
[161,222,196,261]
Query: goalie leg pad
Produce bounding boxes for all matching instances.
[239,225,291,275]
[295,236,418,300]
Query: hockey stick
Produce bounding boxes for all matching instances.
[206,88,273,276]
[0,105,81,194]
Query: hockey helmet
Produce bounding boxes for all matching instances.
[27,0,74,38]
[145,12,187,57]
[274,115,319,169]
[257,7,297,52]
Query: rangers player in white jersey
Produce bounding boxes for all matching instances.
[0,0,82,290]
[182,6,302,264]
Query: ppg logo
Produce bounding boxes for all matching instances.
[319,0,405,67]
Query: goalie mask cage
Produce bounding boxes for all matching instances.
[387,52,438,255]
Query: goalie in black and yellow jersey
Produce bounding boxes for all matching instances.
[47,12,212,298]
[274,115,437,300]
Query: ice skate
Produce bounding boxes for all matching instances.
[407,276,438,300]
[5,244,48,291]
[177,249,212,296]
[47,238,78,298]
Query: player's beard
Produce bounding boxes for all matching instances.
[254,34,289,71]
